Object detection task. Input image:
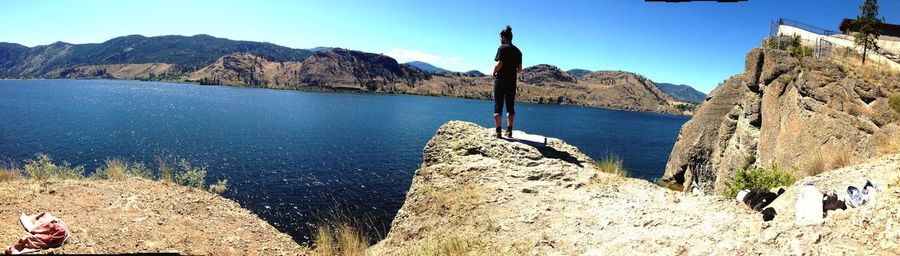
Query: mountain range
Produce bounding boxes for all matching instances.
[654,83,707,104]
[405,61,452,74]
[0,34,702,115]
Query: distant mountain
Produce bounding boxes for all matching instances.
[405,61,453,74]
[0,34,686,115]
[0,34,313,77]
[566,69,592,78]
[522,64,576,84]
[187,49,430,90]
[654,83,707,104]
[463,70,485,77]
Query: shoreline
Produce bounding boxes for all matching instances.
[0,77,693,117]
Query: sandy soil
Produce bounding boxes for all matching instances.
[0,178,307,255]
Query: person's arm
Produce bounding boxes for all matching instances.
[493,46,504,77]
[516,64,522,73]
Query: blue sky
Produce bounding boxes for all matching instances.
[2,0,898,93]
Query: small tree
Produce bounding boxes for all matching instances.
[853,0,885,64]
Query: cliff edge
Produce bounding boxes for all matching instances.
[369,121,899,255]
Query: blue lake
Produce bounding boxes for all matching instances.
[0,79,689,243]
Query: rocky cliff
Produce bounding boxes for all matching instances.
[187,52,303,88]
[368,121,900,254]
[662,46,900,194]
[298,49,429,90]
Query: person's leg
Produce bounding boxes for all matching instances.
[493,80,503,137]
[505,84,516,138]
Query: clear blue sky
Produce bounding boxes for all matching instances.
[2,0,898,93]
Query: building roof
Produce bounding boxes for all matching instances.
[840,18,900,37]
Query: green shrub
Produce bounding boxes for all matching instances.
[674,103,697,112]
[788,46,813,60]
[593,153,628,177]
[24,153,84,180]
[175,159,207,189]
[127,162,155,180]
[209,178,228,195]
[723,164,796,198]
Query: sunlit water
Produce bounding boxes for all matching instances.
[0,79,689,243]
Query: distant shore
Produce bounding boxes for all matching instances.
[1,77,694,116]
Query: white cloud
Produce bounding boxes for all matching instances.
[384,48,442,64]
[383,48,466,71]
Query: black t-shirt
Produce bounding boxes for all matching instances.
[494,43,522,81]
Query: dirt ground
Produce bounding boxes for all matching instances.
[0,178,308,255]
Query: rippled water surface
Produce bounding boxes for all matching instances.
[0,79,689,243]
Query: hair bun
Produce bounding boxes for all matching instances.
[505,25,512,32]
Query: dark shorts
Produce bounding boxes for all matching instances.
[493,79,516,116]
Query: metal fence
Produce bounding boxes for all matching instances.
[771,18,838,36]
[765,34,838,61]
[769,18,900,67]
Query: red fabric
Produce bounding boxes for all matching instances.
[4,212,69,254]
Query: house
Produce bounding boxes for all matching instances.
[839,18,900,38]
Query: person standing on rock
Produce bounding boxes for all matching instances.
[492,25,523,138]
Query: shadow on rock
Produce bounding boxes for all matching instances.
[502,137,583,167]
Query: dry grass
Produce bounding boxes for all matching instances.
[312,223,368,256]
[208,179,228,195]
[97,158,128,180]
[802,153,828,177]
[417,236,482,256]
[593,153,628,178]
[396,183,501,255]
[311,206,371,256]
[889,94,900,114]
[830,47,900,81]
[157,156,175,183]
[93,158,156,180]
[0,165,22,182]
[802,149,853,177]
[877,130,900,155]
[830,150,851,170]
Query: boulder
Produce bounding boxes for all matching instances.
[662,46,900,194]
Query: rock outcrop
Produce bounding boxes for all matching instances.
[577,71,677,113]
[369,121,900,254]
[662,46,900,194]
[299,49,429,90]
[187,52,303,88]
[519,64,577,84]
